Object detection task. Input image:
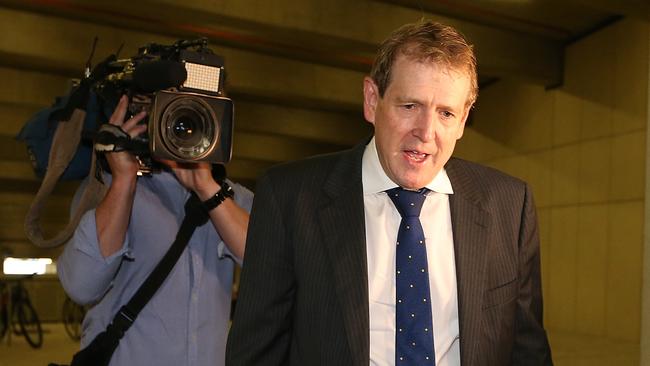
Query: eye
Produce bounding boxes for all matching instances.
[402,103,417,111]
[440,110,455,119]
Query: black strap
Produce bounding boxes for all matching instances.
[62,194,210,366]
[103,193,209,341]
[94,124,149,156]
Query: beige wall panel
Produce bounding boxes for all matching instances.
[547,206,579,331]
[0,102,42,137]
[563,21,615,104]
[235,101,369,146]
[553,91,582,146]
[575,28,615,141]
[453,128,515,164]
[575,204,608,336]
[581,98,613,141]
[607,201,643,341]
[610,131,646,201]
[0,137,31,164]
[0,67,68,108]
[225,159,274,183]
[578,139,612,204]
[469,83,511,149]
[0,9,173,70]
[0,192,76,240]
[232,131,344,163]
[613,19,650,135]
[0,8,366,107]
[550,144,581,206]
[229,53,364,107]
[472,80,553,153]
[0,161,39,180]
[508,82,554,152]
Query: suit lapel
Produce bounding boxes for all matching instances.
[315,151,491,365]
[318,142,369,366]
[446,158,491,365]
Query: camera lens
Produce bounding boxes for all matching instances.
[171,114,200,145]
[160,96,218,160]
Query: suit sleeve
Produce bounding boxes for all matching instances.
[226,172,295,365]
[512,184,553,365]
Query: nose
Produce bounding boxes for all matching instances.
[412,109,437,142]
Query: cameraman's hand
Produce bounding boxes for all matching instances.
[105,95,148,180]
[159,160,219,200]
[160,159,249,260]
[95,95,147,258]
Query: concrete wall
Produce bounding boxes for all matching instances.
[1,4,648,340]
[456,18,649,342]
[0,6,372,261]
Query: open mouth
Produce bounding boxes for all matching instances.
[404,150,428,163]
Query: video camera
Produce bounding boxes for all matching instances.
[93,38,233,174]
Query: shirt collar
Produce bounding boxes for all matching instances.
[362,137,454,195]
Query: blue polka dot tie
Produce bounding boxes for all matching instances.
[387,187,435,365]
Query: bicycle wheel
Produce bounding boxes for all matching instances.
[16,301,43,348]
[62,297,85,341]
[0,305,7,339]
[11,304,21,335]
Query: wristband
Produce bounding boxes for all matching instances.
[201,181,234,212]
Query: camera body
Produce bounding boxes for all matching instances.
[94,38,233,172]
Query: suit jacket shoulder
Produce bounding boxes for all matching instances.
[445,157,551,365]
[445,156,531,212]
[259,141,366,202]
[228,140,370,365]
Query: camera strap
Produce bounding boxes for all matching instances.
[24,55,119,249]
[24,108,108,248]
[62,193,210,366]
[94,124,148,156]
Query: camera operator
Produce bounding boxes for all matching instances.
[57,94,253,366]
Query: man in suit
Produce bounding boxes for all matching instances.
[226,20,552,365]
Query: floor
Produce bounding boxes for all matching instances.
[0,325,641,365]
[0,323,79,366]
[549,331,640,365]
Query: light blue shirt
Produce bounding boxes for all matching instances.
[58,171,254,366]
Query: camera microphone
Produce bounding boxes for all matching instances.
[133,60,188,93]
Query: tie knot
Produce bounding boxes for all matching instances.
[386,187,428,218]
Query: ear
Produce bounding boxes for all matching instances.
[456,106,471,140]
[363,77,379,125]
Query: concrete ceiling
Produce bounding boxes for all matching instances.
[0,0,646,190]
[1,0,643,87]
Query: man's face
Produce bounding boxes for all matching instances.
[363,55,471,190]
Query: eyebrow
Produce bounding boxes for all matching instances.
[436,104,460,112]
[394,96,422,104]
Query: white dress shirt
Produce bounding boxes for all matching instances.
[363,138,460,366]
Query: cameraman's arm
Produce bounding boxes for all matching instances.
[96,95,147,258]
[164,161,250,261]
[198,181,250,261]
[95,169,137,257]
[58,96,147,303]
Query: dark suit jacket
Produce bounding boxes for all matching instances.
[226,140,552,365]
